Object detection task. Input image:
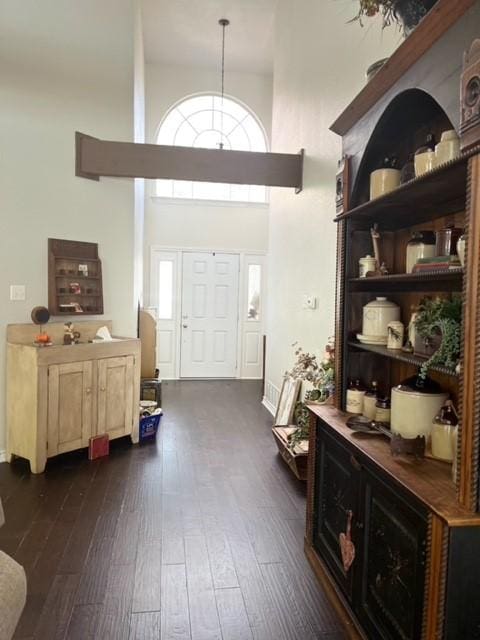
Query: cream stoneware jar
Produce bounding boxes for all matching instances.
[391,378,448,439]
[370,168,401,200]
[414,150,436,177]
[362,297,400,339]
[435,130,460,166]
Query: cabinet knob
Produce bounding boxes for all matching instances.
[86,388,92,395]
[100,387,106,392]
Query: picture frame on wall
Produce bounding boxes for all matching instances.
[274,377,302,426]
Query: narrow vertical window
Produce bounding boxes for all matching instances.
[247,264,261,320]
[158,260,174,319]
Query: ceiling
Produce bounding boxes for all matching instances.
[141,0,276,74]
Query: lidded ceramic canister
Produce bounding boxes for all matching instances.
[362,297,400,339]
[359,255,377,278]
[435,129,460,166]
[406,231,436,273]
[391,375,448,439]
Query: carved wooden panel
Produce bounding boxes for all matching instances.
[460,39,480,152]
[313,426,360,599]
[356,473,428,640]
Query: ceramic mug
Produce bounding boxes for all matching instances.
[387,321,405,350]
[370,169,401,200]
[414,150,436,177]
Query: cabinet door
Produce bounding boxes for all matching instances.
[47,361,93,456]
[313,424,361,599]
[355,472,428,640]
[97,356,134,439]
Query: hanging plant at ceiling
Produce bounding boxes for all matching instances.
[350,0,439,35]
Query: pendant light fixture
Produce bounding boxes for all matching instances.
[218,18,229,150]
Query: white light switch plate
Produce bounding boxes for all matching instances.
[10,285,26,301]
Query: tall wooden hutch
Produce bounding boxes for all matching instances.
[305,2,480,639]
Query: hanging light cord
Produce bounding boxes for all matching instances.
[218,18,229,150]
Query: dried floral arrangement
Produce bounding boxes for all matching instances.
[284,338,335,447]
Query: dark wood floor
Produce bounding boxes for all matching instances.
[0,380,346,640]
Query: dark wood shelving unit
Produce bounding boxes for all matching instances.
[305,7,480,638]
[48,238,104,316]
[347,340,458,377]
[348,268,463,292]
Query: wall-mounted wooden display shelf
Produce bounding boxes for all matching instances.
[48,238,104,316]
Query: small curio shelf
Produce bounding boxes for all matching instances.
[305,4,480,639]
[48,238,104,316]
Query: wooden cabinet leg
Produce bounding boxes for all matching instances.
[6,451,15,464]
[131,431,139,445]
[30,456,46,474]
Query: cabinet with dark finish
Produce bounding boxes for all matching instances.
[305,3,480,639]
[355,470,428,640]
[313,428,360,599]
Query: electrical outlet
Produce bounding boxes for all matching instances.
[10,285,26,301]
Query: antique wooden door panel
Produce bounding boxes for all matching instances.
[313,424,361,599]
[47,361,93,456]
[355,473,428,640]
[444,527,480,640]
[97,356,134,439]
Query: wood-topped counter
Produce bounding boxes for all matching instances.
[308,403,480,526]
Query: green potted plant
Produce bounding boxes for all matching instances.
[414,296,462,379]
[351,0,439,35]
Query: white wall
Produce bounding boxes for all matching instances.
[134,0,146,309]
[0,1,136,457]
[265,1,400,402]
[143,63,273,301]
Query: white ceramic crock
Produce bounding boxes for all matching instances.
[435,130,460,166]
[414,150,436,177]
[370,169,401,200]
[359,255,377,278]
[391,384,448,439]
[362,297,400,339]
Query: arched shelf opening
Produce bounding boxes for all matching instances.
[351,89,455,208]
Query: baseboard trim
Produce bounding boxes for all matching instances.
[0,450,7,463]
[262,396,276,416]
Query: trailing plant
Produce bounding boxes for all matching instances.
[284,338,335,448]
[350,0,398,28]
[414,296,462,379]
[349,0,437,33]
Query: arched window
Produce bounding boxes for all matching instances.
[155,94,268,203]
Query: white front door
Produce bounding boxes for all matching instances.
[180,252,239,378]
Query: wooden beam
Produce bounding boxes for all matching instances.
[75,132,304,192]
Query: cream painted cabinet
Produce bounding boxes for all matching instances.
[6,322,141,474]
[97,356,134,440]
[47,360,93,457]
